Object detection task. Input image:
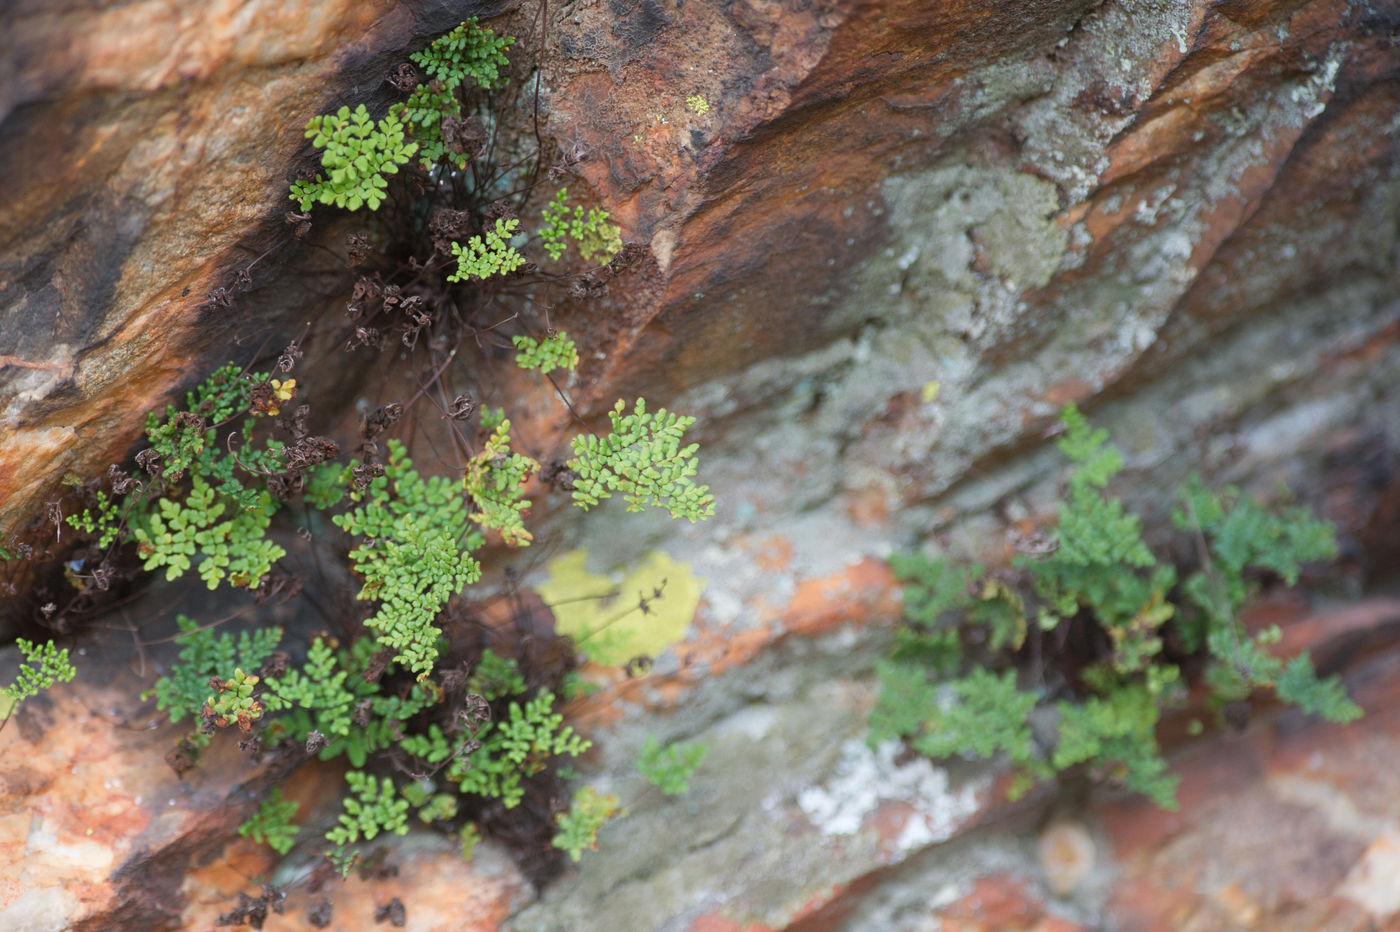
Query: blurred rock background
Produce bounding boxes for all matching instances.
[2,0,1399,928]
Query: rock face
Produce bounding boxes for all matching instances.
[547,0,1400,529]
[7,0,1397,555]
[3,0,1400,928]
[0,0,512,592]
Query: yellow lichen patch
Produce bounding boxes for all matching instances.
[536,549,703,666]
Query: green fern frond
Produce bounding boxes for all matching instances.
[875,404,1357,811]
[512,331,579,375]
[395,19,514,168]
[262,637,436,767]
[447,218,525,282]
[1056,403,1123,489]
[567,399,714,522]
[449,691,590,809]
[290,105,418,212]
[468,649,527,701]
[334,441,481,679]
[325,770,410,873]
[539,188,622,263]
[910,668,1039,763]
[552,786,620,862]
[238,788,301,855]
[636,735,707,795]
[1052,680,1178,809]
[146,615,281,724]
[1274,654,1362,723]
[409,18,514,92]
[3,639,76,706]
[462,420,539,546]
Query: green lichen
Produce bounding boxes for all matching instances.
[535,549,704,666]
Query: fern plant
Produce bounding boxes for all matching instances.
[333,441,482,679]
[513,332,579,375]
[142,363,260,480]
[411,18,514,91]
[290,19,511,200]
[198,642,593,869]
[325,770,410,870]
[128,379,714,875]
[204,668,265,733]
[1,639,77,727]
[552,786,621,862]
[262,636,433,767]
[447,218,526,282]
[70,14,722,888]
[468,648,529,700]
[1027,405,1178,674]
[401,18,514,167]
[71,364,292,592]
[171,627,592,874]
[462,420,539,546]
[539,188,622,263]
[238,788,301,855]
[1050,678,1177,806]
[402,784,459,828]
[147,615,282,725]
[447,691,591,809]
[636,735,707,795]
[567,399,715,521]
[873,404,1358,809]
[289,105,418,211]
[133,473,284,589]
[458,822,483,860]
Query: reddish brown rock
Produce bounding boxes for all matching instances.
[0,671,281,929]
[4,0,1399,595]
[0,628,526,929]
[933,875,1065,932]
[3,0,1400,929]
[0,0,518,594]
[1099,602,1400,931]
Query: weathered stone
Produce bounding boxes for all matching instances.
[4,0,1400,927]
[0,601,529,929]
[0,649,288,929]
[0,0,515,595]
[1038,820,1096,899]
[1098,615,1400,930]
[3,0,1397,584]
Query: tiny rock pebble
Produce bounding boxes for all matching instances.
[1037,819,1096,898]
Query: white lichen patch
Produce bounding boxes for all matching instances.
[797,739,986,851]
[1339,835,1400,919]
[1290,52,1342,120]
[717,704,780,742]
